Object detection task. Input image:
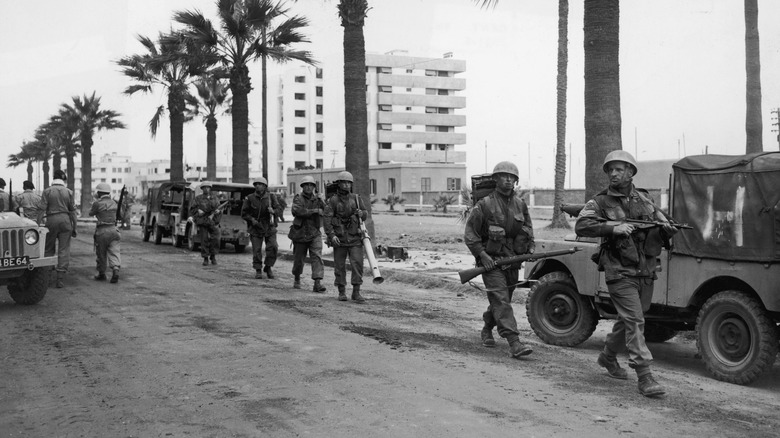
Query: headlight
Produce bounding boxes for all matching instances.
[24,229,39,245]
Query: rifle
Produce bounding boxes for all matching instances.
[7,179,13,213]
[561,204,585,218]
[458,247,582,284]
[592,217,692,230]
[116,185,127,225]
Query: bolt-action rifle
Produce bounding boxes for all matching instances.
[458,247,582,284]
[115,185,127,225]
[591,217,692,230]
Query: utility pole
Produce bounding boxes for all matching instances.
[771,108,780,150]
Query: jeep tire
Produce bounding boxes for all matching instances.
[8,267,49,305]
[697,290,778,385]
[142,220,150,242]
[526,271,598,347]
[154,224,164,245]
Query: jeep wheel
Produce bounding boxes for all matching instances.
[8,268,49,305]
[142,221,150,242]
[644,322,678,343]
[235,244,246,253]
[154,225,164,245]
[697,290,778,385]
[526,271,598,347]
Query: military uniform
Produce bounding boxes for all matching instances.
[190,192,221,262]
[324,191,367,294]
[0,189,10,212]
[89,193,121,282]
[241,190,279,276]
[39,177,77,287]
[16,190,42,221]
[289,190,326,290]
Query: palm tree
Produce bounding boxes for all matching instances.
[7,143,36,184]
[745,0,762,153]
[51,109,82,191]
[583,0,621,200]
[185,76,232,180]
[174,0,315,183]
[549,0,571,229]
[60,92,126,216]
[338,0,373,237]
[117,32,205,181]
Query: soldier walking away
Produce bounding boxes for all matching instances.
[89,183,121,283]
[576,150,678,397]
[324,171,367,303]
[289,176,327,293]
[276,192,288,222]
[464,161,535,358]
[16,180,42,221]
[241,177,279,279]
[0,178,10,212]
[189,182,221,266]
[38,169,77,288]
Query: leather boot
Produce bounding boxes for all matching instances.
[507,336,532,358]
[293,275,301,289]
[337,286,348,301]
[210,255,217,265]
[202,257,209,266]
[312,279,326,293]
[597,352,628,380]
[637,370,665,397]
[55,271,64,288]
[94,272,107,281]
[255,270,263,279]
[110,269,119,284]
[480,326,496,347]
[351,285,366,304]
[264,265,275,279]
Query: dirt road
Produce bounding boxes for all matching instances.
[1,223,778,437]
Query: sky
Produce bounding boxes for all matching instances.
[2,0,780,189]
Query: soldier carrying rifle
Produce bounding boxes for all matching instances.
[190,182,221,267]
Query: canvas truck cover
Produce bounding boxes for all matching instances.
[672,151,780,262]
[148,181,189,212]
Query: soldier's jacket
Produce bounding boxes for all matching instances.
[0,190,10,212]
[39,181,77,226]
[465,190,534,266]
[190,194,221,228]
[324,192,367,247]
[241,191,279,237]
[89,195,117,226]
[15,190,42,220]
[289,192,325,243]
[575,184,671,281]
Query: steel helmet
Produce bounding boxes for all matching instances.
[492,161,520,179]
[200,181,213,189]
[602,150,638,175]
[335,171,354,183]
[300,175,316,187]
[95,183,111,193]
[252,177,268,187]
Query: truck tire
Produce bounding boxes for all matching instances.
[8,268,49,305]
[643,322,678,343]
[142,220,150,242]
[235,244,246,253]
[697,290,778,385]
[526,271,598,347]
[154,224,164,245]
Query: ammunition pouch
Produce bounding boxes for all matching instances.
[485,225,506,256]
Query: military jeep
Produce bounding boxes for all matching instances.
[0,212,57,304]
[524,152,780,385]
[176,181,253,253]
[140,181,190,245]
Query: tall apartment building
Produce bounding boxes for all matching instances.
[74,153,136,205]
[366,50,467,166]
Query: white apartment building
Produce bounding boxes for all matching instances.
[73,153,136,205]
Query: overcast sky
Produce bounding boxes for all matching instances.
[2,0,780,188]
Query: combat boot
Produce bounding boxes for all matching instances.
[210,255,217,265]
[264,265,275,279]
[597,352,628,380]
[110,269,119,284]
[94,272,107,281]
[637,373,665,397]
[255,270,263,279]
[312,279,326,293]
[55,271,64,289]
[202,257,209,266]
[351,285,366,304]
[507,336,532,358]
[293,275,301,289]
[480,326,496,348]
[337,286,348,301]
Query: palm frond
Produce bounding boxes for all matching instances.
[149,105,166,138]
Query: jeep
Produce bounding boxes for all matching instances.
[176,181,253,253]
[140,181,190,245]
[523,152,780,385]
[0,212,57,304]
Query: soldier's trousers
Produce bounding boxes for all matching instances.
[603,277,654,369]
[198,224,219,258]
[250,233,278,270]
[333,245,364,287]
[292,237,324,280]
[482,268,520,339]
[44,213,72,272]
[94,225,121,273]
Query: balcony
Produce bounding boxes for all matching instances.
[377,93,466,109]
[377,112,466,126]
[377,149,466,163]
[377,74,466,91]
[377,131,466,145]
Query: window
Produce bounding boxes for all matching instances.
[295,110,305,117]
[316,159,323,169]
[425,70,436,76]
[294,75,305,83]
[437,71,450,77]
[316,141,323,152]
[294,161,306,169]
[437,126,449,132]
[406,125,412,130]
[379,67,392,74]
[294,93,305,100]
[295,144,306,151]
[379,86,392,93]
[447,178,461,191]
[405,69,413,74]
[111,178,117,183]
[425,107,437,113]
[316,86,323,97]
[295,127,305,134]
[379,142,392,149]
[425,144,433,150]
[316,122,323,133]
[406,144,412,149]
[421,177,431,192]
[388,178,396,194]
[406,87,412,92]
[316,104,323,115]
[125,167,130,172]
[438,108,450,114]
[405,106,412,111]
[100,168,106,173]
[378,124,391,131]
[437,89,449,96]
[379,105,392,112]
[316,68,323,79]
[369,179,377,195]
[100,178,106,183]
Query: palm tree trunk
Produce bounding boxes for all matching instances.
[206,117,218,180]
[745,0,762,154]
[231,65,251,184]
[584,0,621,201]
[26,161,33,183]
[80,134,93,216]
[66,147,76,192]
[342,6,373,239]
[52,153,62,175]
[42,160,50,189]
[261,28,269,181]
[169,91,185,180]
[550,0,571,229]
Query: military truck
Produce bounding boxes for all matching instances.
[140,181,190,245]
[523,152,780,385]
[0,212,57,304]
[177,181,253,253]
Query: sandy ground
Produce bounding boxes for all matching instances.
[0,218,778,437]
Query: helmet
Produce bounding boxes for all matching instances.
[200,181,213,189]
[602,150,638,175]
[253,177,268,187]
[335,171,353,183]
[96,183,111,193]
[300,176,316,187]
[492,161,519,179]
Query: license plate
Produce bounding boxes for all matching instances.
[1,256,29,267]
